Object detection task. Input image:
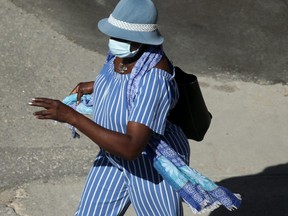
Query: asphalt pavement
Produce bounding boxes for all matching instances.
[9,0,288,84]
[0,0,288,216]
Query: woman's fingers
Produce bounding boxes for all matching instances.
[30,99,54,118]
[69,84,82,104]
[76,91,83,104]
[69,82,94,104]
[34,113,54,120]
[29,98,55,109]
[70,85,79,95]
[30,98,74,123]
[33,109,51,118]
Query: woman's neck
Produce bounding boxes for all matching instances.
[114,45,149,74]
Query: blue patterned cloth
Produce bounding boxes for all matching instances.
[152,141,241,213]
[62,94,93,138]
[63,46,241,213]
[63,94,93,115]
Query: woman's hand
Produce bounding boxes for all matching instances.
[70,81,94,104]
[29,98,77,124]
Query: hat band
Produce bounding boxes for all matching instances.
[108,14,158,32]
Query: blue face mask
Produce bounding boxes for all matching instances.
[108,39,139,58]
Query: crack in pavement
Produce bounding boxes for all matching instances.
[0,203,18,216]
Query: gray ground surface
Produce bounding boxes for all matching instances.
[0,0,288,215]
[9,0,288,84]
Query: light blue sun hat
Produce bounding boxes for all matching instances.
[98,0,164,45]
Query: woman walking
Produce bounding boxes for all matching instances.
[30,0,240,215]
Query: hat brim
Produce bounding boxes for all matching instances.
[98,18,164,45]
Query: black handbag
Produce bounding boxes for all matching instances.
[168,67,212,141]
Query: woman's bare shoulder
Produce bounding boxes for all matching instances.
[154,56,172,75]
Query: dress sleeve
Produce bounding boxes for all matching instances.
[128,69,174,135]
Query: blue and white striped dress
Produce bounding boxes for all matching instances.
[75,57,190,216]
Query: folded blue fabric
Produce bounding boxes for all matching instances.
[152,140,241,213]
[63,94,93,115]
[62,93,93,138]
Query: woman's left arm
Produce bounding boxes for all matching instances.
[30,98,151,160]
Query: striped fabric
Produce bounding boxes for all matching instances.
[75,150,184,216]
[92,56,177,135]
[75,57,190,216]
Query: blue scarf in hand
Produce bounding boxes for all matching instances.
[63,46,241,213]
[62,94,93,138]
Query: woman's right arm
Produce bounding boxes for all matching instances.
[30,97,152,160]
[70,81,94,104]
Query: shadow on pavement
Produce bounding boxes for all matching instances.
[209,163,288,216]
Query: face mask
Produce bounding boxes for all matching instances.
[108,39,139,58]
